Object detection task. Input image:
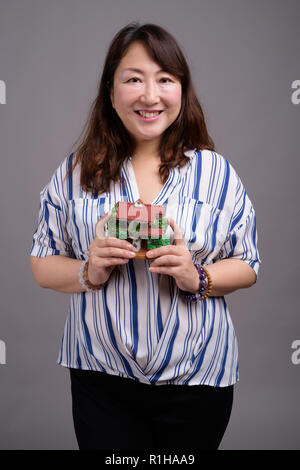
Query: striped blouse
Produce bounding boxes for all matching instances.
[30,149,261,386]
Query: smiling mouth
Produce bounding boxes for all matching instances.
[135,110,163,118]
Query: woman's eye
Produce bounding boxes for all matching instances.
[126,77,173,83]
[127,77,140,83]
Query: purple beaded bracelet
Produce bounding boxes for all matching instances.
[180,263,212,302]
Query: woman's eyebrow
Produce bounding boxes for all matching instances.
[121,67,165,74]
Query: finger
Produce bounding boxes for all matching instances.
[91,245,136,259]
[92,237,134,251]
[146,244,182,259]
[93,257,130,268]
[150,255,180,267]
[149,265,177,275]
[95,210,112,239]
[168,217,185,244]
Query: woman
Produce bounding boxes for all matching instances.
[30,22,260,450]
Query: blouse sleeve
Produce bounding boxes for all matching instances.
[30,158,75,258]
[215,166,261,278]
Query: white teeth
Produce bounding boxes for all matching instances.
[138,111,161,118]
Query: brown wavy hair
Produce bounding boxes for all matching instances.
[69,22,215,195]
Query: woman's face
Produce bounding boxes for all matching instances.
[110,41,182,150]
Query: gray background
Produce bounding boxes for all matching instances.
[0,0,299,450]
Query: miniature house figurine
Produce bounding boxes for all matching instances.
[96,199,171,259]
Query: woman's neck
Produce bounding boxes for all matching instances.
[131,139,161,165]
[131,154,161,167]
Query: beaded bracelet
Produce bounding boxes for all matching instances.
[78,259,105,292]
[180,263,212,302]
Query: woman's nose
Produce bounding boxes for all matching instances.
[140,81,159,103]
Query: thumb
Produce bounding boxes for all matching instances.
[95,210,112,239]
[168,217,185,245]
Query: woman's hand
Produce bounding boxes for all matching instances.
[145,217,257,297]
[145,218,200,293]
[88,211,136,286]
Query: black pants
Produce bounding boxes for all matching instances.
[69,368,234,451]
